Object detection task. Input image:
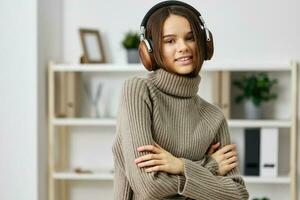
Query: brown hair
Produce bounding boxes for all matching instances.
[146,5,207,77]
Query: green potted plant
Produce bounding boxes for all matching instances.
[122,31,140,63]
[233,72,278,119]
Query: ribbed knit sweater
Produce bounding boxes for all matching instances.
[112,68,249,200]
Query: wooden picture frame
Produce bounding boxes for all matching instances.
[79,29,106,63]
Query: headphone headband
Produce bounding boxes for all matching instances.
[140,0,210,41]
[141,1,204,28]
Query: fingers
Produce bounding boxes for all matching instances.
[135,153,160,164]
[218,157,239,175]
[223,150,238,159]
[219,162,238,175]
[137,145,161,154]
[145,165,166,173]
[225,161,238,170]
[218,144,237,154]
[137,159,165,168]
[207,142,220,155]
[224,155,238,164]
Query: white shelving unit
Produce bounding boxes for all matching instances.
[48,61,299,200]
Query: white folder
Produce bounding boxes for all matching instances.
[260,127,279,177]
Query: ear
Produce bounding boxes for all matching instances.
[139,40,154,71]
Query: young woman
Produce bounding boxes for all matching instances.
[112,1,249,199]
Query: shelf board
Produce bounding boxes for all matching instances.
[52,171,289,184]
[51,62,291,72]
[228,119,291,128]
[53,171,114,180]
[52,63,144,72]
[51,118,291,128]
[243,176,290,184]
[203,61,291,71]
[52,118,116,126]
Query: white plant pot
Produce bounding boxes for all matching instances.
[244,99,262,119]
[127,49,140,63]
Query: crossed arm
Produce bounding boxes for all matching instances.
[114,79,249,199]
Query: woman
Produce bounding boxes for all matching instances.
[112,1,249,199]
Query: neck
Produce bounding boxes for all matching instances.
[148,68,201,98]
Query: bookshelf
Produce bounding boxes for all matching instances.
[48,61,299,200]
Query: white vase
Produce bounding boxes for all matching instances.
[127,49,140,63]
[244,99,262,119]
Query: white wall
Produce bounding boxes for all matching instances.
[63,0,300,64]
[0,1,38,200]
[0,0,63,200]
[37,0,63,200]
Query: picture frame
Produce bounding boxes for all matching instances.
[79,29,106,63]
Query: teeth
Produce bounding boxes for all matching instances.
[177,57,190,61]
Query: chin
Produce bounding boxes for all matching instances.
[174,65,195,75]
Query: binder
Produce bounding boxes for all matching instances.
[244,128,260,176]
[260,127,279,177]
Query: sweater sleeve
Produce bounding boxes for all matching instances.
[116,78,219,199]
[178,117,249,200]
[113,166,133,200]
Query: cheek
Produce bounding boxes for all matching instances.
[190,43,196,53]
[162,46,173,61]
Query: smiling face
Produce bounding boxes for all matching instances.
[161,14,196,76]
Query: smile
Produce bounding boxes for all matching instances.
[175,56,193,65]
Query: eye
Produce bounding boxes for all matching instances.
[186,36,195,41]
[164,39,175,44]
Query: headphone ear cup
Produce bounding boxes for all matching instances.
[205,30,214,60]
[138,39,155,71]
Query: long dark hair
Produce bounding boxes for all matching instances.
[146,5,207,77]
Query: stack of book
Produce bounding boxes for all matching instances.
[55,72,81,118]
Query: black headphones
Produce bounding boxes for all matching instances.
[138,0,214,71]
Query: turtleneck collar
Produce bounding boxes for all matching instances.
[148,68,201,98]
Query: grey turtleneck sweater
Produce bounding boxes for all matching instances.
[112,68,249,200]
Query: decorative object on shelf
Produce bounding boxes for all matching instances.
[74,167,93,174]
[79,28,106,63]
[122,31,140,63]
[233,73,278,119]
[83,81,103,118]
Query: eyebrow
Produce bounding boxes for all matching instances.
[162,31,193,38]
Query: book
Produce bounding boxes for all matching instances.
[55,72,81,117]
[212,71,231,119]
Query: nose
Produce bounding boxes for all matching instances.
[177,39,188,53]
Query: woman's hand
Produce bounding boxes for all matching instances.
[134,143,184,175]
[135,142,239,176]
[207,142,239,176]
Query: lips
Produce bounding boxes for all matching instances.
[175,56,193,65]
